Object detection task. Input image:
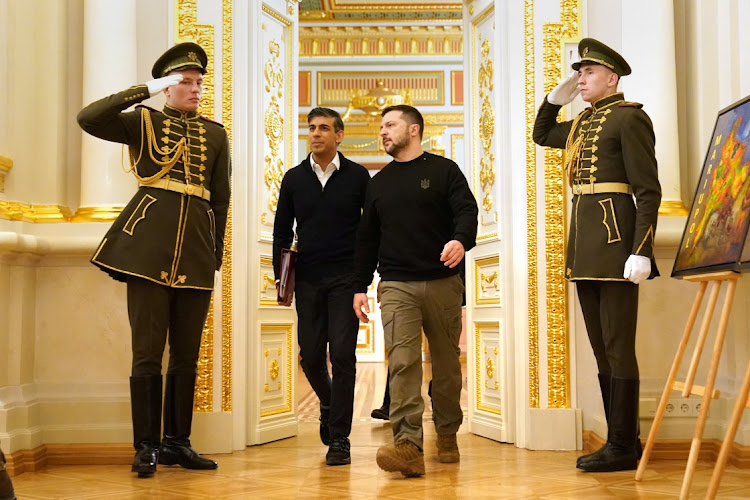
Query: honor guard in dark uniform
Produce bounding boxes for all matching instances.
[533,38,661,472]
[77,42,230,478]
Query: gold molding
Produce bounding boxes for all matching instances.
[0,155,12,193]
[525,0,539,409]
[659,200,689,216]
[316,71,444,107]
[299,25,462,57]
[221,0,233,413]
[542,0,581,410]
[260,323,294,418]
[474,321,501,416]
[450,134,463,163]
[356,323,375,354]
[474,255,500,306]
[70,206,124,223]
[0,202,73,223]
[300,112,463,126]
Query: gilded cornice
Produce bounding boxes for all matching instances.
[0,155,12,193]
[299,25,462,57]
[0,202,73,223]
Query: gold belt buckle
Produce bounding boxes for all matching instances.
[185,184,196,196]
[572,185,582,195]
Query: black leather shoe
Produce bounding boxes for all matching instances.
[319,407,330,446]
[326,436,351,466]
[576,442,638,472]
[159,439,217,470]
[131,442,158,478]
[370,404,389,421]
[0,449,16,500]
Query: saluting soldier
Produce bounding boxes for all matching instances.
[77,42,230,478]
[533,38,661,472]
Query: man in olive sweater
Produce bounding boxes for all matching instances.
[273,107,370,466]
[353,105,478,478]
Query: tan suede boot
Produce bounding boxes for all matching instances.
[436,433,460,463]
[376,439,425,477]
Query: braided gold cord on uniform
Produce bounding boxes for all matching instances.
[122,109,186,184]
[564,112,586,187]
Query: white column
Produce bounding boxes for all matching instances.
[620,0,683,206]
[76,0,137,218]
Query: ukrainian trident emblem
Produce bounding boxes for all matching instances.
[420,179,430,189]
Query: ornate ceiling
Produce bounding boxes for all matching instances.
[299,0,462,22]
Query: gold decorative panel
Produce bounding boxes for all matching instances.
[260,323,294,417]
[524,0,539,409]
[0,155,12,193]
[474,322,502,416]
[542,0,580,410]
[317,72,444,107]
[260,4,293,237]
[471,6,498,242]
[299,25,462,57]
[356,323,375,355]
[474,255,500,306]
[259,255,278,306]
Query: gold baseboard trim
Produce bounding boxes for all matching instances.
[5,444,134,477]
[71,206,124,223]
[583,430,750,468]
[0,202,73,223]
[658,200,689,216]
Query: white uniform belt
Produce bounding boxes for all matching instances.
[140,178,211,201]
[571,182,632,196]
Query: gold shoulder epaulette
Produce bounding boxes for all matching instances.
[618,101,643,108]
[199,116,224,128]
[135,104,160,113]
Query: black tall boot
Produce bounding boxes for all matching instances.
[158,373,217,470]
[130,375,162,478]
[0,447,16,500]
[577,374,611,466]
[578,377,639,472]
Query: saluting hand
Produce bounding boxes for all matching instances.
[440,240,465,269]
[145,74,183,96]
[548,70,581,106]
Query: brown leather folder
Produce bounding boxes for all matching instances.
[277,247,298,306]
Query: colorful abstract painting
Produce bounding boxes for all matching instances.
[673,95,750,277]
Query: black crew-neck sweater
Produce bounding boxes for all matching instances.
[354,152,478,292]
[273,153,370,282]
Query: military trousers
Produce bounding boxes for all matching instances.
[295,273,358,438]
[380,274,464,449]
[576,280,639,379]
[127,276,213,377]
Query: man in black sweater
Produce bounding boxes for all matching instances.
[353,105,478,477]
[273,107,370,466]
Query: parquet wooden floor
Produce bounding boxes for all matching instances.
[8,362,750,499]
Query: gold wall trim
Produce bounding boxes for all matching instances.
[70,206,124,222]
[450,134,463,163]
[221,0,233,413]
[0,202,73,223]
[525,0,539,409]
[300,112,464,126]
[299,25,462,57]
[659,200,689,216]
[542,0,581,410]
[0,155,12,193]
[316,71,444,107]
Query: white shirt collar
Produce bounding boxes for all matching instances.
[310,152,341,171]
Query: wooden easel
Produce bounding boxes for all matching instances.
[634,271,740,499]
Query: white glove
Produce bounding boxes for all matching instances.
[547,70,580,106]
[623,255,651,284]
[145,74,183,96]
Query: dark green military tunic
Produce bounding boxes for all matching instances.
[78,85,231,290]
[533,92,661,281]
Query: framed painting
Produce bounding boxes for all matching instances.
[672,94,750,277]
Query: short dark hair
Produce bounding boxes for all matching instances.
[307,107,344,133]
[382,105,424,139]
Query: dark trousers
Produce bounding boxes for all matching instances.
[295,274,358,438]
[576,280,639,379]
[127,277,213,376]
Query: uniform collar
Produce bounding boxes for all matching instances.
[592,92,624,111]
[163,104,199,120]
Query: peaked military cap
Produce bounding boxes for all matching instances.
[572,38,631,77]
[151,42,208,79]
